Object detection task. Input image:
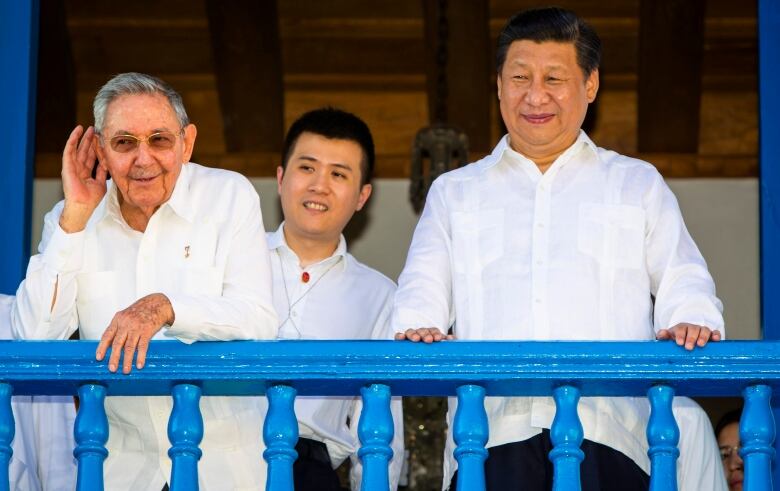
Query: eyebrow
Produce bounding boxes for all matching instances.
[296,155,355,173]
[109,128,173,137]
[510,60,568,71]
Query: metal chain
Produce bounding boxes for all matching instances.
[434,0,449,123]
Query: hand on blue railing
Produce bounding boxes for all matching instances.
[394,327,456,343]
[95,293,175,373]
[655,323,722,351]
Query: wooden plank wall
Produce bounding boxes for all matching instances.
[34,0,757,179]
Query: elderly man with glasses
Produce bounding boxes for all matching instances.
[12,72,278,491]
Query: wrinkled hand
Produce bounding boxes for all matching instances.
[96,293,175,373]
[59,125,108,233]
[656,323,722,350]
[394,327,456,343]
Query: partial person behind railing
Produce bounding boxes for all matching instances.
[11,72,279,491]
[393,6,726,491]
[261,107,404,490]
[716,408,744,491]
[0,294,76,491]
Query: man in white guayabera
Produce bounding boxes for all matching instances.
[393,7,726,491]
[12,72,278,491]
[264,107,404,490]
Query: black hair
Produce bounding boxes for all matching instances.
[496,6,602,77]
[281,107,375,186]
[715,408,742,439]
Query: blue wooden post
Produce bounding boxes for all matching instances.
[74,384,108,491]
[0,384,14,491]
[0,0,39,295]
[758,0,780,487]
[264,385,298,491]
[358,384,394,491]
[168,384,203,491]
[741,385,775,491]
[453,384,488,491]
[550,385,584,491]
[646,385,679,491]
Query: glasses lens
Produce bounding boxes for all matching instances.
[148,132,177,149]
[110,135,139,153]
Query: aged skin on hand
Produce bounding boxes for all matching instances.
[95,293,175,373]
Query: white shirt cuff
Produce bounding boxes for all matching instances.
[42,224,86,273]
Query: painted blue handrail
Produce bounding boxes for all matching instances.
[0,339,778,491]
[1,340,779,397]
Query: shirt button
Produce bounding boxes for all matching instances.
[535,260,543,266]
[292,311,298,318]
[535,298,542,304]
[536,223,545,228]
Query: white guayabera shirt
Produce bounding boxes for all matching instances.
[392,132,726,491]
[265,225,405,491]
[12,163,279,491]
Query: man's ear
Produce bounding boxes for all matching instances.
[181,124,198,162]
[93,137,107,171]
[355,183,373,211]
[276,165,285,194]
[496,74,503,101]
[585,68,600,103]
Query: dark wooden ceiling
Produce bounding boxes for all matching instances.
[33,0,758,178]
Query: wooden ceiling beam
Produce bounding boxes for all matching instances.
[637,0,706,153]
[205,0,284,153]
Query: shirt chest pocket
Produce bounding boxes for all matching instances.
[450,209,505,274]
[577,203,646,269]
[76,271,117,339]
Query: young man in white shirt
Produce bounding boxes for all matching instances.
[393,7,725,491]
[13,72,278,491]
[267,108,404,490]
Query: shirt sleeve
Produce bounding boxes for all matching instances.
[644,172,725,336]
[164,180,279,342]
[12,201,82,340]
[391,178,455,333]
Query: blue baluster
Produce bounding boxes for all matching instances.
[550,385,584,491]
[646,385,679,491]
[168,384,203,491]
[741,385,774,491]
[453,385,488,491]
[0,383,14,491]
[358,384,394,490]
[74,384,108,491]
[264,385,298,491]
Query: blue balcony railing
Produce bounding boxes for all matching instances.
[0,340,778,491]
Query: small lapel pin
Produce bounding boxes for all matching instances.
[184,245,190,258]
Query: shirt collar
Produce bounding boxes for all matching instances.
[93,162,195,226]
[268,222,348,269]
[162,162,195,223]
[497,130,599,169]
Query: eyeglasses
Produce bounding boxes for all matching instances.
[104,130,181,153]
[719,445,741,460]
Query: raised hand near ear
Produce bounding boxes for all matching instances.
[59,125,108,233]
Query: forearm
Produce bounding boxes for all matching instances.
[163,293,278,342]
[12,215,84,340]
